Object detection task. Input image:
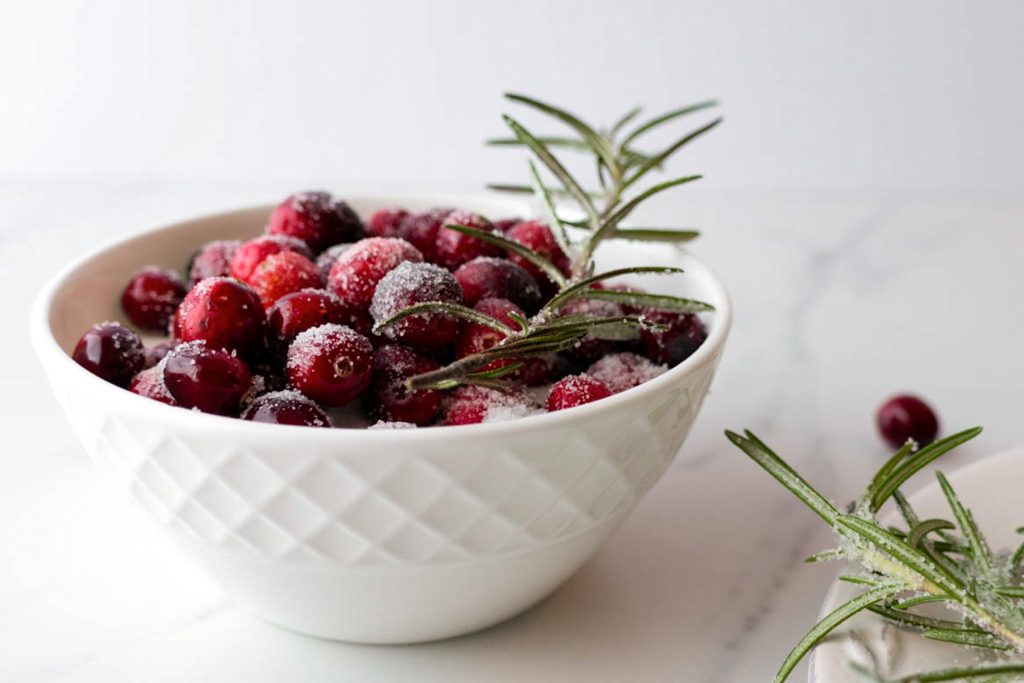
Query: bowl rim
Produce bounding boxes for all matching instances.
[30,193,733,443]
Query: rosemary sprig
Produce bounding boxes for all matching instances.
[726,427,1024,682]
[376,93,722,391]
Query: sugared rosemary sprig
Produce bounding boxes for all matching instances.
[726,427,1024,682]
[374,93,722,390]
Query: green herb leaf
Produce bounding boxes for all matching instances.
[869,428,984,512]
[623,118,722,189]
[851,663,1024,682]
[921,627,1012,651]
[610,228,701,242]
[570,288,715,314]
[620,99,719,148]
[443,222,566,287]
[504,92,619,173]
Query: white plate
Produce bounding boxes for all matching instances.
[809,448,1024,682]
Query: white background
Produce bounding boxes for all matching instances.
[2,0,1023,195]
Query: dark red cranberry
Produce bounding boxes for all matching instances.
[72,322,145,387]
[546,374,612,412]
[493,217,523,234]
[285,324,373,406]
[315,243,354,281]
[176,277,267,358]
[505,220,571,291]
[455,298,523,372]
[877,395,940,450]
[558,297,626,366]
[229,234,313,284]
[364,345,443,426]
[267,191,364,253]
[144,341,175,369]
[366,208,410,238]
[188,240,240,286]
[268,289,352,346]
[453,257,542,313]
[396,208,452,262]
[327,237,423,313]
[638,309,707,366]
[515,355,555,386]
[248,250,323,309]
[370,262,463,350]
[241,390,332,427]
[587,352,666,393]
[441,384,538,426]
[434,210,501,270]
[129,365,178,405]
[120,267,187,332]
[162,341,253,415]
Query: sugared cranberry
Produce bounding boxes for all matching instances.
[176,277,267,358]
[397,208,452,262]
[120,267,187,332]
[638,310,707,366]
[366,208,410,238]
[327,237,423,313]
[315,243,353,281]
[268,288,352,347]
[241,390,332,427]
[248,250,322,309]
[188,240,240,286]
[144,341,175,369]
[877,395,940,450]
[129,364,178,405]
[267,191,364,253]
[162,341,253,415]
[558,297,626,366]
[72,322,145,387]
[516,355,555,386]
[505,220,571,291]
[440,384,539,425]
[587,352,666,394]
[434,210,501,270]
[455,298,523,371]
[229,234,312,284]
[546,374,612,412]
[364,345,443,426]
[493,217,523,234]
[454,257,542,313]
[370,262,463,350]
[285,324,373,406]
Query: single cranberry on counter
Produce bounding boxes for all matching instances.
[504,220,572,291]
[440,384,540,426]
[315,243,354,281]
[72,322,145,387]
[877,394,940,450]
[121,267,187,332]
[366,208,410,238]
[397,208,452,262]
[248,250,323,309]
[267,191,364,253]
[286,324,373,406]
[268,289,352,346]
[188,240,240,286]
[434,210,501,270]
[454,257,542,313]
[638,309,707,366]
[176,277,267,358]
[327,237,423,313]
[129,364,178,405]
[162,341,253,415]
[144,341,175,369]
[241,390,333,427]
[364,344,443,426]
[455,298,524,371]
[587,352,667,394]
[229,234,313,284]
[546,374,612,412]
[370,262,464,350]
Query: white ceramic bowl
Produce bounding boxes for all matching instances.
[31,193,732,644]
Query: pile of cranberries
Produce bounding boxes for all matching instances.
[71,191,709,428]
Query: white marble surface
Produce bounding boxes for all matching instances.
[3,181,1023,681]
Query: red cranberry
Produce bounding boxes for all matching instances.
[248,250,323,309]
[327,237,423,313]
[286,324,373,406]
[370,262,463,350]
[364,344,443,425]
[267,191,364,253]
[120,267,187,332]
[144,341,175,369]
[241,390,333,427]
[268,288,352,346]
[162,341,253,415]
[546,374,612,412]
[188,240,240,286]
[877,395,940,450]
[396,208,452,262]
[229,234,312,284]
[434,210,501,270]
[176,277,267,358]
[366,208,410,238]
[455,298,523,371]
[638,310,707,366]
[441,384,538,425]
[587,352,666,393]
[72,322,145,387]
[129,365,178,405]
[493,217,523,234]
[454,257,542,313]
[558,297,626,366]
[505,220,571,291]
[315,243,354,281]
[516,355,555,386]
